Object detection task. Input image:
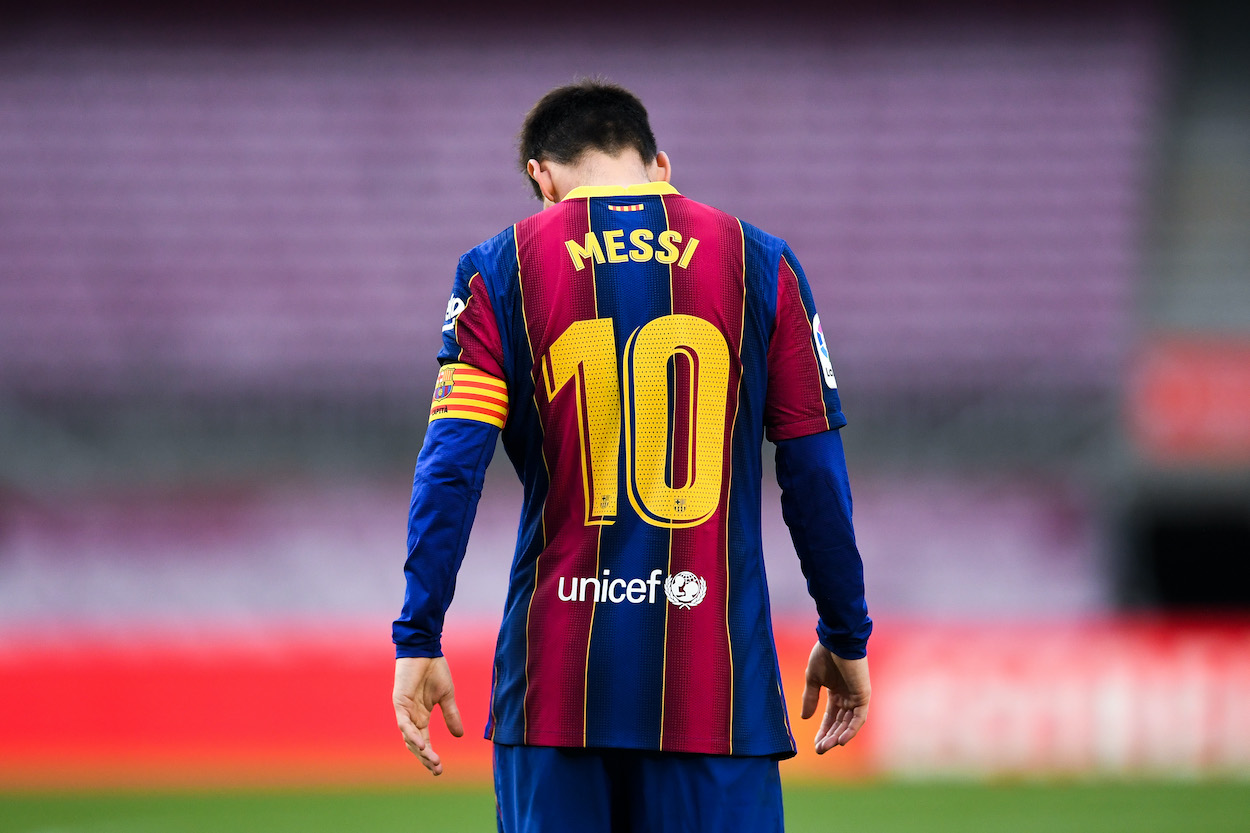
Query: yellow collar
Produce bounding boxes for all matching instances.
[562,182,680,201]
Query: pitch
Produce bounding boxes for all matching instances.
[2,782,1248,832]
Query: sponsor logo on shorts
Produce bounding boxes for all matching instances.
[556,568,707,609]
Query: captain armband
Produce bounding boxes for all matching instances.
[428,363,509,429]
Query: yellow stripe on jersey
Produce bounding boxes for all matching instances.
[428,362,509,429]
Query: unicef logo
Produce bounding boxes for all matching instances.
[663,571,707,609]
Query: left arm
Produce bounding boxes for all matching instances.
[775,428,872,750]
[775,429,872,661]
[395,251,511,775]
[392,415,498,776]
[763,242,871,749]
[392,417,499,659]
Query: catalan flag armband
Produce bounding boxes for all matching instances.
[428,363,509,429]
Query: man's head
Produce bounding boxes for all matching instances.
[519,80,668,204]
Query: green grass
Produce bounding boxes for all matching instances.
[787,781,1250,833]
[1,782,1247,832]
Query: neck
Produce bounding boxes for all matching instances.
[535,149,670,208]
[570,151,653,189]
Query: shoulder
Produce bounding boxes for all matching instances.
[674,194,789,260]
[514,200,577,240]
[465,203,581,266]
[725,216,792,282]
[463,224,521,271]
[737,218,786,252]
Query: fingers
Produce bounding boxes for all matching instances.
[395,705,443,775]
[395,699,464,775]
[815,701,867,753]
[408,726,444,775]
[802,641,832,722]
[393,657,464,777]
[413,737,444,776]
[814,697,839,753]
[420,743,444,776]
[804,646,871,754]
[394,705,426,752]
[836,707,867,746]
[800,678,821,721]
[440,690,465,738]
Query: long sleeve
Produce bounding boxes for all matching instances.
[392,416,499,658]
[395,244,509,659]
[775,428,872,659]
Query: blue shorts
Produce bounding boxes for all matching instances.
[492,744,784,833]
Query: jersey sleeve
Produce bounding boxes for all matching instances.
[763,244,847,442]
[439,252,507,380]
[394,256,512,658]
[393,357,508,658]
[775,429,872,659]
[393,416,499,658]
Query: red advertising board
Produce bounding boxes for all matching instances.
[1130,338,1250,464]
[2,620,1248,788]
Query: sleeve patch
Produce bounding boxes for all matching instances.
[428,363,508,429]
[812,313,837,389]
[442,294,467,332]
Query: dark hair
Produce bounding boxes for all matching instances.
[518,79,658,199]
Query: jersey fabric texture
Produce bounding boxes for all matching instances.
[395,182,871,758]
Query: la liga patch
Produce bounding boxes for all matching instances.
[812,314,837,389]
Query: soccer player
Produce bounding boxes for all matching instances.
[393,80,871,832]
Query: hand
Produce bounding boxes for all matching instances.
[393,656,465,776]
[800,642,870,753]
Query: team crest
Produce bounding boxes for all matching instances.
[433,366,456,400]
[663,571,707,609]
[812,314,837,389]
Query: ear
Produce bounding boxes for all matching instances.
[649,151,673,183]
[527,159,560,205]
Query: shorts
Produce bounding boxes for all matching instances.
[492,743,784,833]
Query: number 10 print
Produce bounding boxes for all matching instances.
[542,314,731,529]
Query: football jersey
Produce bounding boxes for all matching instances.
[422,182,850,757]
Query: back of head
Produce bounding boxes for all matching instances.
[518,80,658,200]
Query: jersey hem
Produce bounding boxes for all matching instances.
[394,643,442,659]
[490,739,800,762]
[485,729,797,759]
[766,412,847,442]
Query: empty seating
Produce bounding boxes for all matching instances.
[0,21,1157,400]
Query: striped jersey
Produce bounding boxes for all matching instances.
[419,182,847,757]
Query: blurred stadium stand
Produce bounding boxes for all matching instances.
[0,2,1157,475]
[0,1,1161,621]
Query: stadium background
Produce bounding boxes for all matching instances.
[1,0,1248,828]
